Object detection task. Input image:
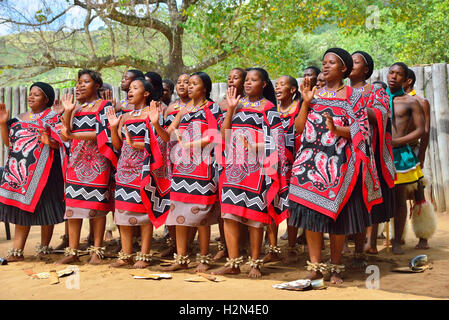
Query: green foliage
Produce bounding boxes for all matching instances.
[0,0,447,86]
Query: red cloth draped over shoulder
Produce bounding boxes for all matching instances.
[365,85,396,187]
[220,101,289,225]
[96,100,119,167]
[0,109,63,212]
[169,101,223,205]
[140,117,171,228]
[289,86,381,221]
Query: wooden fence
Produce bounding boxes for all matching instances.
[1,63,449,212]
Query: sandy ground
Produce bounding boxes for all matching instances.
[1,212,448,300]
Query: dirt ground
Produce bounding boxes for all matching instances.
[1,212,448,300]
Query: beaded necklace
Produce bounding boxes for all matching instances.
[278,100,296,117]
[318,84,345,98]
[28,110,46,120]
[183,100,208,113]
[240,97,264,108]
[174,99,192,111]
[130,106,149,117]
[81,99,100,111]
[358,83,370,92]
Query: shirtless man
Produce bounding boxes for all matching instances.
[403,69,436,250]
[387,62,425,255]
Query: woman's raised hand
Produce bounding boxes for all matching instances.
[149,101,161,124]
[61,93,76,112]
[300,77,317,103]
[106,106,121,128]
[0,103,10,125]
[226,87,241,113]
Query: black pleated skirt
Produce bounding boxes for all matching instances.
[370,137,396,224]
[288,174,371,235]
[0,153,65,226]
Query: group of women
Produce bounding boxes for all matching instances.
[0,47,395,284]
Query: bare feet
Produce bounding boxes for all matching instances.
[305,270,323,280]
[212,250,227,261]
[133,261,150,269]
[248,267,262,278]
[55,255,80,265]
[330,272,344,285]
[88,252,102,265]
[415,238,430,250]
[392,242,404,255]
[262,252,281,263]
[195,262,211,273]
[211,266,240,276]
[160,245,176,258]
[283,248,299,264]
[162,263,188,272]
[4,255,24,262]
[364,243,378,255]
[110,259,133,268]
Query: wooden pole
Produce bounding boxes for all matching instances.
[431,63,449,210]
[425,66,445,212]
[13,87,20,118]
[4,87,12,166]
[19,86,27,114]
[218,82,227,103]
[385,221,390,253]
[211,83,219,103]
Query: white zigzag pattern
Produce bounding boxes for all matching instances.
[170,179,217,194]
[144,182,171,212]
[73,116,96,128]
[122,123,146,135]
[66,186,107,201]
[266,110,279,123]
[115,188,141,202]
[233,112,263,124]
[221,189,267,210]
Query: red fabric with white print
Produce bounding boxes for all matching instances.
[359,84,396,187]
[289,86,382,221]
[0,109,64,212]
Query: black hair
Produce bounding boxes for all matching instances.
[190,71,213,102]
[323,48,353,79]
[162,79,175,92]
[352,51,374,80]
[305,66,321,77]
[390,62,409,78]
[407,68,416,87]
[246,67,277,106]
[372,80,387,90]
[131,77,154,105]
[128,69,145,80]
[282,75,301,101]
[30,82,55,109]
[78,69,103,97]
[231,67,247,80]
[144,71,163,101]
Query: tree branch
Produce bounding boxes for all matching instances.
[183,46,240,73]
